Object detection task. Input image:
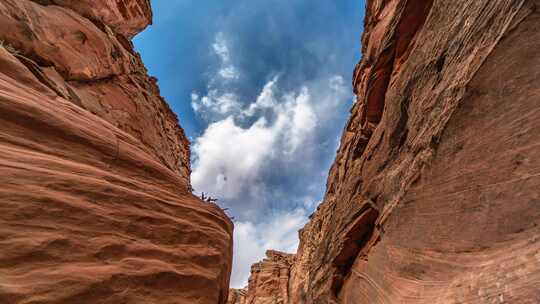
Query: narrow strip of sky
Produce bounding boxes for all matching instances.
[134,0,365,288]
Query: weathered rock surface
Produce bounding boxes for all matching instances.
[245,0,540,303]
[228,288,247,304]
[0,1,232,303]
[228,251,294,304]
[42,0,153,38]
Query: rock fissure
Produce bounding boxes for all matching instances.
[331,205,379,297]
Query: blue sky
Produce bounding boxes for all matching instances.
[134,0,364,288]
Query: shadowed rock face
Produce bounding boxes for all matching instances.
[0,1,233,303]
[238,0,540,303]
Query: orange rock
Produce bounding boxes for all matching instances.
[0,1,232,303]
[0,0,139,81]
[228,251,294,304]
[42,0,152,38]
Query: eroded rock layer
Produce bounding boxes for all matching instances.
[228,251,294,304]
[243,0,540,303]
[0,1,233,303]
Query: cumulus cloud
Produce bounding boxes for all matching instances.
[243,76,279,116]
[191,116,276,199]
[191,74,342,200]
[282,87,317,153]
[190,27,353,287]
[192,74,349,286]
[191,73,349,286]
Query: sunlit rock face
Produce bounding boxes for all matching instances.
[0,1,233,303]
[246,0,540,303]
[36,0,153,38]
[228,251,294,304]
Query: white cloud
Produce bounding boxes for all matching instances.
[191,32,243,119]
[191,77,323,199]
[219,66,239,80]
[212,32,239,80]
[212,32,231,63]
[329,74,345,92]
[191,89,241,118]
[191,72,351,205]
[231,208,308,288]
[281,87,317,153]
[243,76,279,116]
[191,116,277,199]
[311,75,350,121]
[190,31,353,290]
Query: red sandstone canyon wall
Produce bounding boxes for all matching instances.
[0,1,233,303]
[237,0,540,303]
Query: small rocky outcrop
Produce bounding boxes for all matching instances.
[228,251,295,304]
[0,1,233,303]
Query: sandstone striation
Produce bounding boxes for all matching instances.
[242,0,540,303]
[0,1,232,303]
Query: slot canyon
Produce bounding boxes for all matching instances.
[0,0,539,303]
